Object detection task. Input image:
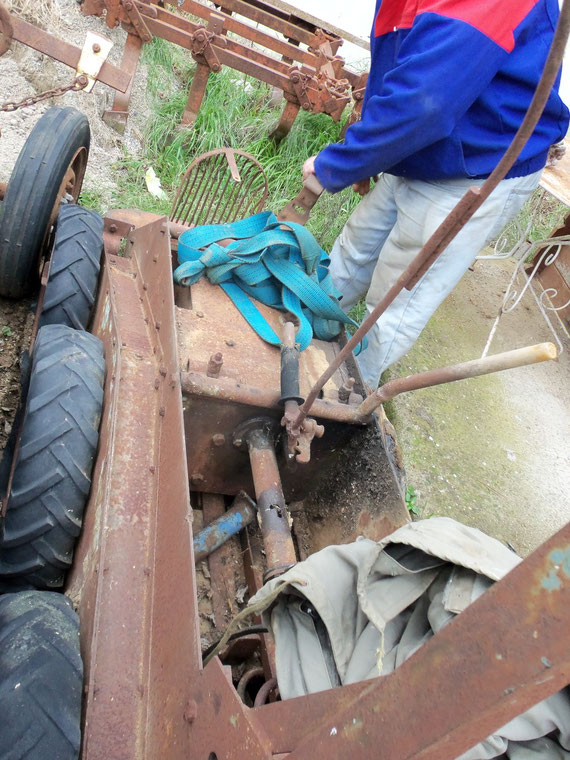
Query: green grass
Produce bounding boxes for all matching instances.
[108,38,360,251]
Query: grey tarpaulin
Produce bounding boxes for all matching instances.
[249,517,570,759]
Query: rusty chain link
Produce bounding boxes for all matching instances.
[0,74,89,113]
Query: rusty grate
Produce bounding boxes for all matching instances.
[170,147,269,227]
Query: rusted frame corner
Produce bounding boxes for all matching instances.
[247,521,570,759]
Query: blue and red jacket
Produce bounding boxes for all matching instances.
[314,0,570,193]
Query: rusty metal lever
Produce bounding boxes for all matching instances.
[278,173,324,225]
[356,342,558,419]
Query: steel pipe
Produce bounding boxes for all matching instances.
[193,492,256,563]
[357,342,558,419]
[180,371,366,425]
[236,419,297,581]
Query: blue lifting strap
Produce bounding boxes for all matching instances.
[173,211,365,353]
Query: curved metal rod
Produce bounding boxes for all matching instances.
[296,0,570,425]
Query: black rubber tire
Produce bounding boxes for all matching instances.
[0,107,90,299]
[39,205,103,330]
[0,324,105,589]
[0,591,82,760]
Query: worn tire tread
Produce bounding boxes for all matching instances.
[0,591,82,760]
[39,205,103,330]
[0,325,104,588]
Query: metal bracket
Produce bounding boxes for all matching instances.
[120,0,153,43]
[280,404,324,464]
[289,67,312,111]
[314,72,351,120]
[191,27,223,71]
[76,31,113,92]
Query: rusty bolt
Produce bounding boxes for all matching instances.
[196,311,204,318]
[338,377,355,404]
[159,367,167,377]
[149,466,156,474]
[123,0,133,8]
[184,700,198,724]
[212,433,225,447]
[207,352,223,378]
[92,42,101,53]
[142,283,148,291]
[190,473,204,485]
[159,407,166,417]
[109,223,118,233]
[154,379,160,390]
[155,321,161,330]
[225,339,235,347]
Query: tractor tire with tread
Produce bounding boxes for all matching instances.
[39,204,103,330]
[0,590,82,760]
[0,107,90,299]
[0,324,105,589]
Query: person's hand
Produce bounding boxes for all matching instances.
[302,155,317,180]
[352,175,379,196]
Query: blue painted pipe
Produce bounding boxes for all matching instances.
[194,492,256,563]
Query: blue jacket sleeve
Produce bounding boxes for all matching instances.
[314,13,509,193]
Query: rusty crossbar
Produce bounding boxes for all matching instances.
[5,13,131,92]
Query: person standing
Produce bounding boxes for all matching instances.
[303,0,569,388]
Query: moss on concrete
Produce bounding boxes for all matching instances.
[383,282,554,555]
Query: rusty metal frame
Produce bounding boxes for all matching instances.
[80,0,366,137]
[67,208,569,760]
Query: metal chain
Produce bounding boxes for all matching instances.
[0,74,89,113]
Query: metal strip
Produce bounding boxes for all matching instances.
[11,16,131,92]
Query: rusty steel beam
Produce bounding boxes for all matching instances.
[202,0,324,48]
[141,13,296,95]
[253,520,570,759]
[141,2,295,78]
[180,371,366,425]
[66,212,202,759]
[10,15,131,92]
[159,0,326,70]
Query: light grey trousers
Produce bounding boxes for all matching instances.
[328,171,542,388]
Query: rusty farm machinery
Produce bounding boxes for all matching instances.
[0,1,569,759]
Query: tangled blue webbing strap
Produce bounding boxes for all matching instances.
[173,210,365,352]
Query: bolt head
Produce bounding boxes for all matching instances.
[212,433,225,447]
[92,42,101,53]
[190,472,204,484]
